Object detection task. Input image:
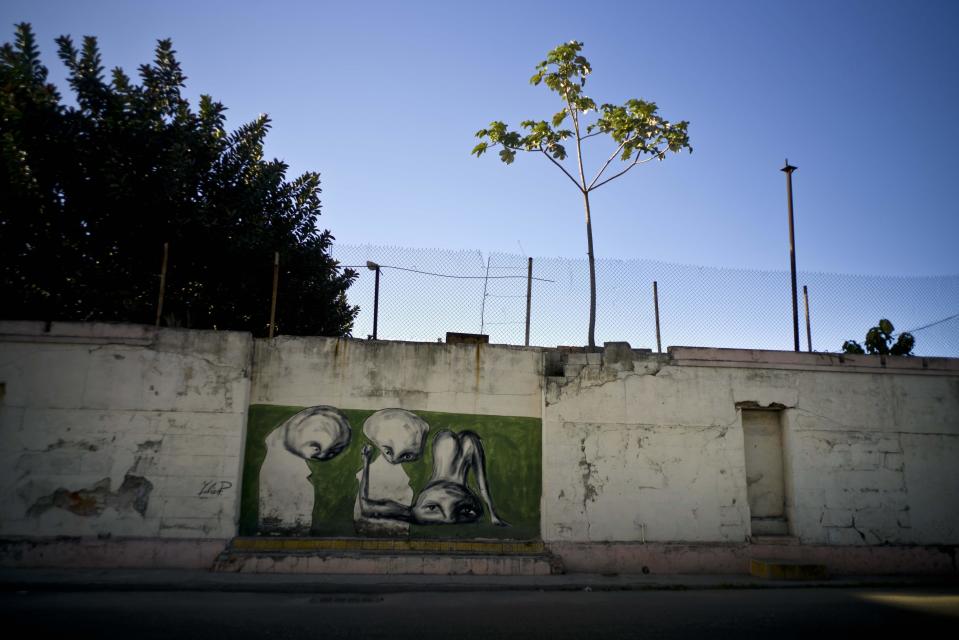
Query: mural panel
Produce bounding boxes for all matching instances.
[241,405,541,540]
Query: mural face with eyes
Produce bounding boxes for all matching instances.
[362,408,429,464]
[412,481,483,524]
[282,406,352,461]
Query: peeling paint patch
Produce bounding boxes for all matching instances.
[43,439,99,452]
[27,474,153,518]
[136,440,163,453]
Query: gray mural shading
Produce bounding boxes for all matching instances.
[259,406,352,535]
[359,429,509,526]
[353,409,430,536]
[363,408,430,464]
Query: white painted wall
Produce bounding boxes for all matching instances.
[251,336,543,417]
[0,322,252,541]
[543,347,959,546]
[3,321,957,558]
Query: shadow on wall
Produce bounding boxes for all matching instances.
[241,405,541,540]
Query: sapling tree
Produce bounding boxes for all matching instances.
[472,41,691,348]
[842,319,915,356]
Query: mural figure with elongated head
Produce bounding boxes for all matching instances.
[359,429,508,526]
[259,406,351,535]
[353,409,430,536]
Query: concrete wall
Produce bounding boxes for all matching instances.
[0,322,251,566]
[2,322,957,573]
[542,346,959,554]
[251,336,543,417]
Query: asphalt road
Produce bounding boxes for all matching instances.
[2,587,957,639]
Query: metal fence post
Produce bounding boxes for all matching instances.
[525,257,533,346]
[269,251,279,338]
[155,242,169,327]
[653,280,662,354]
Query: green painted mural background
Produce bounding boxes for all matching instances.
[240,405,541,540]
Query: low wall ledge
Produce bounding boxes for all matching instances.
[667,346,959,375]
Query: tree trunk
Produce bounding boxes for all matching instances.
[583,190,596,349]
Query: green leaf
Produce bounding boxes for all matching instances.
[471,142,488,157]
[551,110,567,127]
[499,148,516,164]
[841,340,865,354]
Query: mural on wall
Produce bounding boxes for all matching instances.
[258,406,352,535]
[358,428,508,526]
[243,405,540,540]
[353,409,429,536]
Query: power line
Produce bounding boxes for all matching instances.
[906,312,959,333]
[338,264,554,282]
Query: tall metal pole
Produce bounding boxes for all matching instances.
[525,257,533,346]
[372,266,380,340]
[653,280,662,354]
[803,285,812,353]
[782,160,800,352]
[268,251,279,338]
[155,242,169,327]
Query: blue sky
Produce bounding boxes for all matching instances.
[4,0,958,276]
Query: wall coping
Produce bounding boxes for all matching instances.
[667,346,959,375]
[3,321,955,375]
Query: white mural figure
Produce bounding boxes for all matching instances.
[258,406,351,535]
[353,409,429,536]
[359,429,509,527]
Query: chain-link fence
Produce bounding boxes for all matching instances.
[332,243,959,357]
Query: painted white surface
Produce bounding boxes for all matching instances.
[258,428,314,535]
[3,322,957,552]
[0,322,251,540]
[543,349,959,545]
[742,410,785,519]
[353,456,414,536]
[250,337,543,418]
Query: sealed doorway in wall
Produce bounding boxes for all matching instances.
[742,409,788,536]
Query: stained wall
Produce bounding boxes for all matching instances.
[0,321,251,562]
[542,346,959,548]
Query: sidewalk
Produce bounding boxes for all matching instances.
[1,568,956,594]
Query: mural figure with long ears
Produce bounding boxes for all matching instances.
[359,429,509,526]
[353,409,430,535]
[258,406,351,535]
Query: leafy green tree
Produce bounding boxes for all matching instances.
[1,23,357,335]
[842,319,915,356]
[472,41,691,348]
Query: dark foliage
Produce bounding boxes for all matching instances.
[1,23,357,335]
[842,319,915,356]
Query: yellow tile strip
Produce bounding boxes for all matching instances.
[232,537,544,555]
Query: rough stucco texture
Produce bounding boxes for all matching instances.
[250,336,543,418]
[0,322,252,540]
[543,351,959,545]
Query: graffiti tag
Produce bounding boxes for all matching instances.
[198,480,233,496]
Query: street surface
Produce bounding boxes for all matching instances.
[2,587,957,639]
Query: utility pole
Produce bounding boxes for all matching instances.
[782,159,800,352]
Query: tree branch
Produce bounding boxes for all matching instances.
[487,140,583,192]
[587,136,632,190]
[589,149,663,192]
[539,148,584,192]
[580,131,603,141]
